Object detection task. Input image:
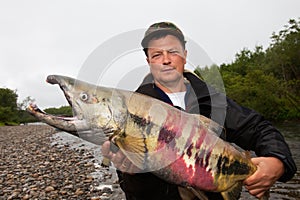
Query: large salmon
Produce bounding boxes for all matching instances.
[27,75,266,200]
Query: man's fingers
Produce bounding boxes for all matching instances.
[119,158,141,174]
[100,141,140,173]
[101,141,112,158]
[244,164,260,186]
[119,158,131,171]
[111,151,126,168]
[247,187,269,199]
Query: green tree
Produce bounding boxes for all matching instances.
[210,18,300,120]
[266,18,300,81]
[220,46,265,75]
[44,106,73,116]
[194,64,225,93]
[0,88,18,123]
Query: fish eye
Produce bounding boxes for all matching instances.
[80,93,89,101]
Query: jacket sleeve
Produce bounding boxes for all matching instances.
[224,97,297,182]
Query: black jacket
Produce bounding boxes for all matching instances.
[117,71,297,200]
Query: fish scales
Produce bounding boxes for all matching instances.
[27,75,262,200]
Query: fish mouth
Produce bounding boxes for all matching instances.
[26,102,88,136]
[26,75,88,135]
[46,75,74,111]
[27,75,110,144]
[27,102,108,145]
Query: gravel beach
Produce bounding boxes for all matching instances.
[1,125,298,200]
[0,125,125,200]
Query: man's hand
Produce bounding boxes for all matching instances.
[243,157,284,198]
[101,141,140,173]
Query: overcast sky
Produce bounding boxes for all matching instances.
[1,0,299,109]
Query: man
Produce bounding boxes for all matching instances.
[102,22,296,199]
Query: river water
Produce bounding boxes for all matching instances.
[241,121,300,199]
[272,121,300,199]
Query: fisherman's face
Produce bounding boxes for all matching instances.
[146,35,187,89]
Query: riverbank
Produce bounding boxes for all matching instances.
[0,125,125,200]
[1,124,299,199]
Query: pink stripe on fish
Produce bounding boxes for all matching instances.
[168,154,217,191]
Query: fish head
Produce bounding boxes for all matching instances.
[27,75,128,142]
[47,75,112,128]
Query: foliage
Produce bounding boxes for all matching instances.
[194,64,226,93]
[266,19,300,82]
[44,106,73,116]
[199,18,300,121]
[0,88,18,123]
[0,87,72,125]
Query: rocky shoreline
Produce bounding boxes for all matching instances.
[1,125,299,200]
[0,125,125,200]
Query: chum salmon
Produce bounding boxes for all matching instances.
[27,75,268,200]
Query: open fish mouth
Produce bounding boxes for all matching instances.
[26,75,85,134]
[27,101,108,145]
[26,75,109,144]
[28,103,76,121]
[46,75,74,110]
[27,102,87,136]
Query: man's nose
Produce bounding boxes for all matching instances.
[162,51,171,65]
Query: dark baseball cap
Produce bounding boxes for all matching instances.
[141,22,185,48]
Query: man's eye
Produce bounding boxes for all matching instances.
[152,54,161,58]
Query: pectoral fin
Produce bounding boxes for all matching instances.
[114,133,147,169]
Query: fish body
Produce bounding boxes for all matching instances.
[27,75,259,199]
